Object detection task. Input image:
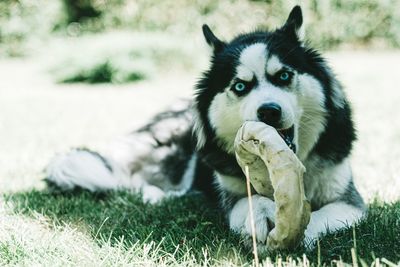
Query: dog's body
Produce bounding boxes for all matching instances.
[47,6,365,248]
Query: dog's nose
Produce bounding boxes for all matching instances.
[257,103,282,127]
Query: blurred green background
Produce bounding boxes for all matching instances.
[1,0,399,84]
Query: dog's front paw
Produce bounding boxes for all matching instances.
[229,195,276,244]
[141,185,165,204]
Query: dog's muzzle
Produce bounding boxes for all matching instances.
[257,103,296,152]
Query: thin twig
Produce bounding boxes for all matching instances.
[245,165,259,267]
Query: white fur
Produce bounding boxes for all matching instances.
[331,80,346,108]
[209,83,297,152]
[241,85,297,129]
[304,157,352,205]
[46,150,130,191]
[304,202,364,246]
[296,73,327,160]
[208,91,243,153]
[265,55,284,75]
[141,184,167,204]
[230,195,276,243]
[236,65,254,82]
[193,109,207,149]
[46,149,168,204]
[216,173,247,195]
[106,132,156,172]
[238,43,267,80]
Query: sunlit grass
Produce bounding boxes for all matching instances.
[1,191,400,266]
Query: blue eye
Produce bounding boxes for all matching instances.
[279,71,290,81]
[234,82,246,92]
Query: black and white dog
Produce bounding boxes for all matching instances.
[47,6,366,248]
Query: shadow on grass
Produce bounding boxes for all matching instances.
[3,190,250,264]
[59,61,147,84]
[3,190,400,265]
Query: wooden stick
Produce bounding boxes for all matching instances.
[245,165,259,267]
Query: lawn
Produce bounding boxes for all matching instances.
[1,51,400,266]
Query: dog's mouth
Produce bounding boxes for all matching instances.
[277,126,296,153]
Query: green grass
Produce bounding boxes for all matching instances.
[0,239,27,265]
[2,190,400,266]
[47,31,198,84]
[58,61,146,84]
[1,191,248,266]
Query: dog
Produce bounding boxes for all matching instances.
[46,6,366,249]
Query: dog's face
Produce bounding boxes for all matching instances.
[195,6,339,160]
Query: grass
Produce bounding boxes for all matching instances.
[0,51,400,265]
[1,191,400,266]
[46,31,199,84]
[1,191,246,266]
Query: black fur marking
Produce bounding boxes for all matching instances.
[312,100,356,162]
[198,143,243,178]
[192,156,219,201]
[218,189,243,216]
[44,179,66,192]
[160,129,194,185]
[135,103,195,185]
[45,179,109,199]
[202,24,226,54]
[281,5,303,40]
[77,147,113,172]
[267,69,294,87]
[136,108,191,146]
[231,78,257,97]
[339,180,366,210]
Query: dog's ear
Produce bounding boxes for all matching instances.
[281,6,305,42]
[202,24,225,53]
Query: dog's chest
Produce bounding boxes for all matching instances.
[303,155,352,209]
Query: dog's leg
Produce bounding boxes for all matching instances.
[304,201,365,246]
[230,197,364,250]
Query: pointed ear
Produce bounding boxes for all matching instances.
[281,6,305,42]
[202,24,225,53]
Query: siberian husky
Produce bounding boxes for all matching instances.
[47,6,366,249]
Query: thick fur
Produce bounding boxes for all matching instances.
[46,6,366,250]
[47,99,201,204]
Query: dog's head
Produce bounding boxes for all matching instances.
[194,6,344,160]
